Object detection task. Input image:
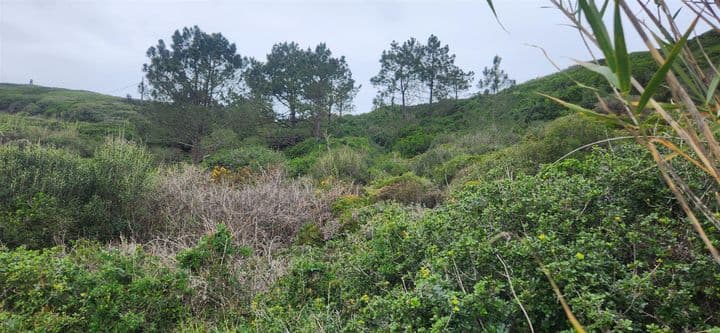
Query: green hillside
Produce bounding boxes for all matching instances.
[1,27,720,332]
[0,83,140,123]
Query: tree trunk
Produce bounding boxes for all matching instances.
[313,112,323,138]
[190,138,203,164]
[289,105,297,126]
[429,80,434,105]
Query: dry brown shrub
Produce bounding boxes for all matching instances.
[144,164,354,248]
[136,164,355,300]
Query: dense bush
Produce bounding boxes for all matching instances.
[249,145,720,331]
[0,139,155,248]
[0,243,190,332]
[452,114,611,186]
[202,145,286,172]
[368,173,441,207]
[199,128,242,156]
[393,131,434,157]
[412,144,461,179]
[368,152,412,180]
[286,136,375,177]
[176,224,252,315]
[310,146,371,183]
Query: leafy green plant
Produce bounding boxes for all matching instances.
[540,0,720,265]
[368,172,441,207]
[176,225,252,318]
[0,242,190,333]
[310,145,371,183]
[251,145,720,331]
[393,131,434,157]
[0,138,155,248]
[203,145,286,172]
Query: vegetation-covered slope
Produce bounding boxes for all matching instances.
[1,28,720,332]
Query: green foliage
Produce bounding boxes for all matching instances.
[251,145,720,331]
[452,114,612,186]
[296,223,324,246]
[393,130,434,157]
[310,145,371,183]
[177,224,251,272]
[368,172,441,207]
[330,194,371,232]
[202,145,286,172]
[368,152,412,180]
[0,113,139,157]
[0,243,190,332]
[0,139,155,248]
[412,144,461,178]
[286,136,374,177]
[0,83,141,123]
[176,225,252,319]
[200,128,242,156]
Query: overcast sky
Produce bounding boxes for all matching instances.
[0,0,700,113]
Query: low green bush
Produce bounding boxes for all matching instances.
[287,137,375,178]
[368,152,411,180]
[249,145,720,331]
[393,131,434,158]
[331,194,371,232]
[310,146,371,183]
[203,145,286,172]
[200,128,242,156]
[176,225,252,317]
[0,243,190,333]
[368,173,441,207]
[412,144,461,179]
[0,139,155,248]
[296,223,324,246]
[452,114,612,186]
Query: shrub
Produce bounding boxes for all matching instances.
[251,145,720,331]
[286,137,375,177]
[368,173,441,207]
[331,194,371,231]
[149,165,352,251]
[368,152,411,180]
[310,146,370,183]
[451,114,612,186]
[449,125,520,155]
[430,153,480,185]
[296,223,324,246]
[176,225,252,315]
[200,128,242,156]
[393,131,434,157]
[91,137,156,225]
[203,145,286,172]
[412,144,461,179]
[0,138,155,248]
[0,243,190,333]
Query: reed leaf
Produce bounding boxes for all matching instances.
[613,0,631,94]
[636,16,699,113]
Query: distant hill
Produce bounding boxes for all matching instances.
[2,30,718,159]
[0,83,141,124]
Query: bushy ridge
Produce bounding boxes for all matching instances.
[249,146,720,332]
[2,31,720,331]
